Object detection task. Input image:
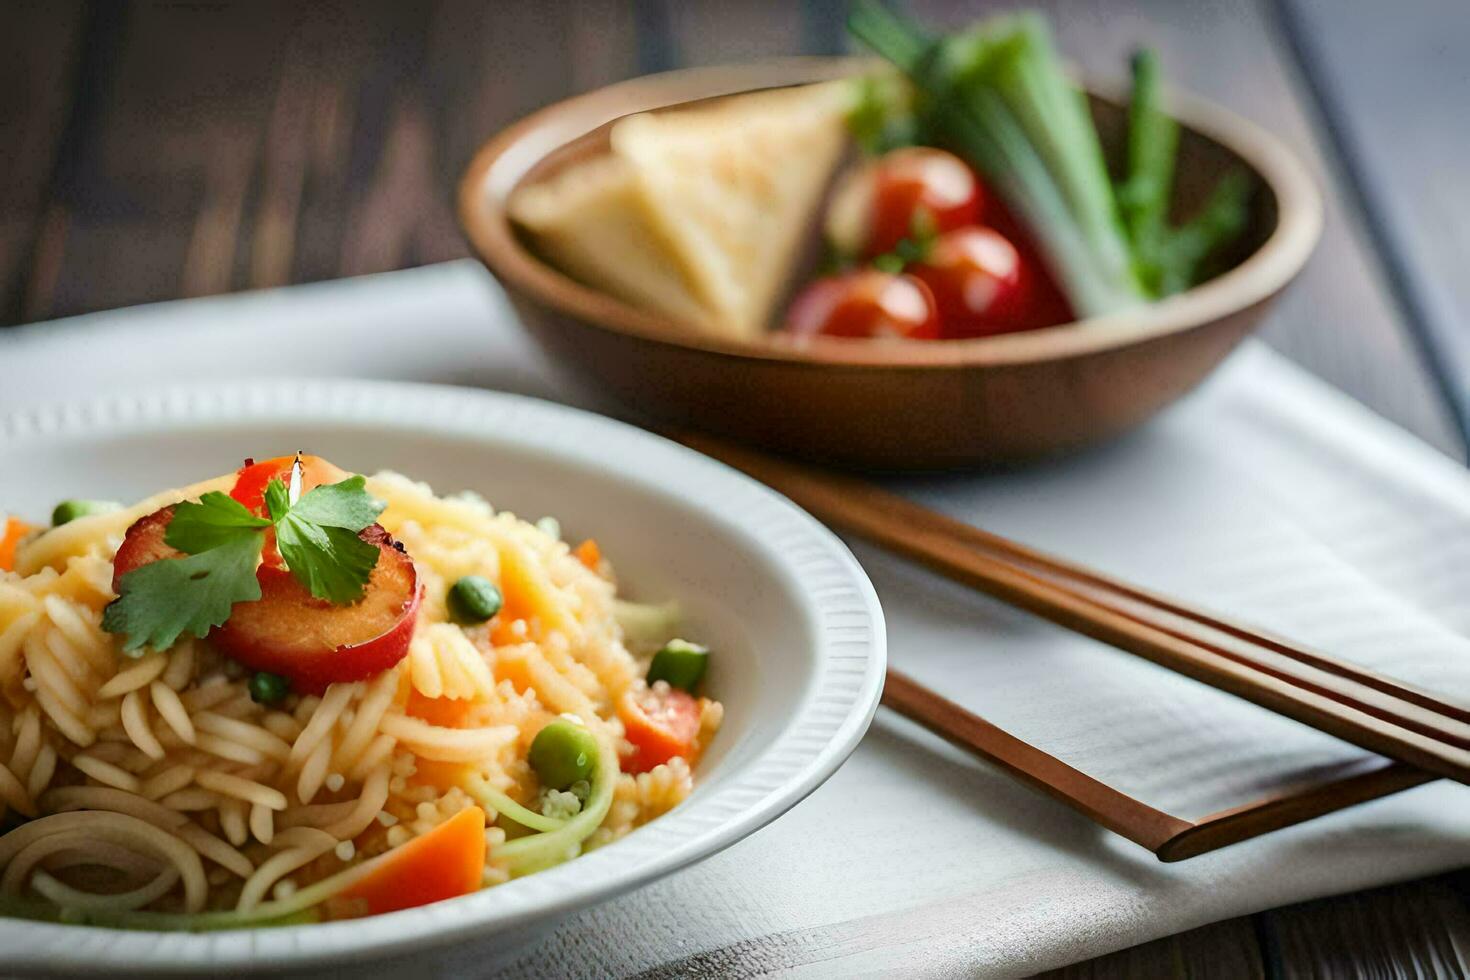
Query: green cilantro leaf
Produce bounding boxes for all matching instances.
[288,475,385,530]
[165,491,271,554]
[274,518,382,604]
[102,532,264,654]
[265,474,385,604]
[264,478,291,524]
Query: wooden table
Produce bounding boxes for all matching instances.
[3,1,1468,975]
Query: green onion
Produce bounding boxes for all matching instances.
[1156,170,1252,295]
[1119,48,1178,295]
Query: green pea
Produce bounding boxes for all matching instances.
[646,639,709,691]
[51,499,121,527]
[447,575,503,624]
[248,671,291,705]
[529,718,598,790]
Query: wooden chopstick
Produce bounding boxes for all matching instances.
[676,433,1470,787]
[883,669,1435,861]
[880,669,1196,852]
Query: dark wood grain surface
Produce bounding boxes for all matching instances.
[2,1,1468,975]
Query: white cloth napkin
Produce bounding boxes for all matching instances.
[4,261,1469,978]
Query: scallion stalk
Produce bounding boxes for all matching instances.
[1119,47,1179,295]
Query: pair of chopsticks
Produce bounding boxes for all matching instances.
[678,433,1470,789]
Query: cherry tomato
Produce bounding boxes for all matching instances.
[618,683,702,773]
[784,270,940,340]
[869,147,984,257]
[909,226,1042,338]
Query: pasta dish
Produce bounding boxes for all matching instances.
[0,455,720,927]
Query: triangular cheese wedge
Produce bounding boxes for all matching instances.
[508,155,718,331]
[511,82,851,340]
[612,81,851,338]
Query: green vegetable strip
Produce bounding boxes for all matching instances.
[465,775,570,833]
[59,852,386,930]
[497,735,618,878]
[1120,48,1179,294]
[847,0,928,72]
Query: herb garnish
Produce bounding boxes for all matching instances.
[103,474,386,654]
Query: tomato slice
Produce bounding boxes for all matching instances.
[784,270,940,340]
[110,507,180,590]
[618,683,701,773]
[112,506,421,694]
[210,525,421,694]
[230,455,349,515]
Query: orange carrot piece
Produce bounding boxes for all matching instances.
[572,538,601,570]
[407,757,473,792]
[405,688,476,729]
[0,517,31,573]
[336,805,486,916]
[492,649,534,693]
[489,617,523,647]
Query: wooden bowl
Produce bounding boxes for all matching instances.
[458,58,1321,470]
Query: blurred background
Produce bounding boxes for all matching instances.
[1,0,1466,461]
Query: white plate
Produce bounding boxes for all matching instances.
[0,381,885,975]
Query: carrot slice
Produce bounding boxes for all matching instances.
[335,805,486,916]
[0,517,32,573]
[405,688,476,729]
[572,538,601,571]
